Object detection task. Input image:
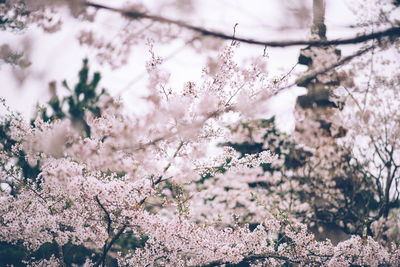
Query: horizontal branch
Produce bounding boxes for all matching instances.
[85,2,400,48]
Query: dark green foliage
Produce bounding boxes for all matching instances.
[0,2,27,32]
[0,116,41,189]
[196,172,214,184]
[0,242,26,267]
[38,59,106,137]
[17,151,41,186]
[0,15,25,32]
[226,141,263,155]
[0,241,104,267]
[0,59,104,190]
[0,119,15,153]
[114,232,149,256]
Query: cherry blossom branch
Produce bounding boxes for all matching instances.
[132,107,234,152]
[85,2,400,48]
[294,45,375,87]
[225,82,246,107]
[272,44,375,96]
[162,141,184,173]
[153,141,185,186]
[139,141,184,206]
[118,36,199,95]
[13,176,48,204]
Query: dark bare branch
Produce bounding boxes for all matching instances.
[85,2,400,48]
[93,225,127,267]
[94,196,128,267]
[95,195,111,234]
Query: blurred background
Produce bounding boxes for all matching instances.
[0,0,370,131]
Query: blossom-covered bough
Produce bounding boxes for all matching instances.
[1,0,400,266]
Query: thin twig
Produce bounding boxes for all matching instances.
[363,44,375,111]
[160,84,169,101]
[280,62,298,82]
[225,82,246,106]
[263,45,268,57]
[231,23,238,46]
[342,86,363,112]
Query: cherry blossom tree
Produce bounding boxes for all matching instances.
[1,0,400,266]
